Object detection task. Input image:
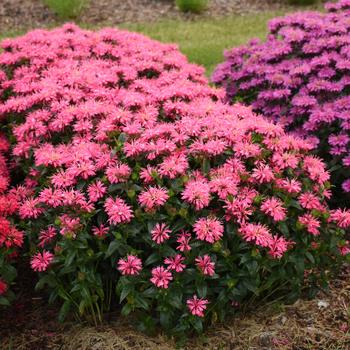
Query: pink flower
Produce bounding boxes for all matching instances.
[138,186,169,211]
[38,226,57,247]
[330,209,350,228]
[92,224,109,237]
[151,223,171,244]
[106,163,131,184]
[104,197,134,225]
[150,266,173,288]
[195,255,215,276]
[182,179,211,210]
[239,223,273,248]
[261,197,286,222]
[88,180,106,202]
[19,197,43,219]
[31,251,54,272]
[299,192,324,211]
[193,217,224,243]
[298,213,320,236]
[176,230,192,252]
[252,163,275,183]
[187,295,209,317]
[164,254,186,272]
[0,279,8,295]
[275,178,302,194]
[269,236,293,259]
[117,255,142,275]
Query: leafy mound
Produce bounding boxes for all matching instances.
[0,24,349,337]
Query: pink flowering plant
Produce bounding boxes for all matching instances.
[0,24,349,337]
[0,133,23,306]
[212,0,350,206]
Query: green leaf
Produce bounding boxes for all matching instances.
[105,241,119,258]
[58,300,71,323]
[0,296,10,306]
[120,283,133,303]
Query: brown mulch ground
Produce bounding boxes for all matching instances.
[1,265,349,350]
[0,0,325,33]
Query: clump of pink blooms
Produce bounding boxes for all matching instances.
[0,24,349,332]
[0,133,22,298]
[212,0,350,203]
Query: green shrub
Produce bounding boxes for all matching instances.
[44,0,88,19]
[175,0,208,14]
[288,0,318,5]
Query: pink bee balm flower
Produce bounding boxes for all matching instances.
[138,186,169,211]
[176,230,192,252]
[195,255,215,276]
[104,197,133,225]
[330,209,350,228]
[0,279,8,295]
[164,254,186,272]
[30,251,54,272]
[193,217,224,243]
[269,236,293,259]
[298,213,320,236]
[298,192,324,211]
[92,224,109,237]
[252,163,275,184]
[151,223,171,244]
[150,266,173,288]
[182,179,211,210]
[239,223,273,248]
[117,255,142,275]
[187,295,209,317]
[87,180,106,202]
[38,226,57,248]
[260,197,286,222]
[106,163,131,184]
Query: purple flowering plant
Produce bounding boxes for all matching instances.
[213,0,350,207]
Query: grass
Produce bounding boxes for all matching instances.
[0,12,285,76]
[119,13,282,76]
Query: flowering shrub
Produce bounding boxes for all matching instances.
[0,24,349,337]
[0,133,23,306]
[212,0,350,206]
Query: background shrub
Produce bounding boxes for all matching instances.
[0,24,349,338]
[175,0,209,14]
[44,0,88,19]
[212,0,350,207]
[288,0,318,5]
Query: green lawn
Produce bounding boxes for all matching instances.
[0,12,285,76]
[119,13,282,76]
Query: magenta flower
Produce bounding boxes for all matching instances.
[150,266,173,288]
[193,217,223,243]
[151,223,171,244]
[117,255,142,276]
[104,197,134,225]
[260,197,286,222]
[187,295,209,317]
[164,254,186,272]
[31,251,54,272]
[138,186,169,211]
[195,255,215,276]
[0,279,8,295]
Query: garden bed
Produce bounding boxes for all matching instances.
[0,0,324,33]
[1,266,349,349]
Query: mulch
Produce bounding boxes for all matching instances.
[0,0,325,33]
[1,265,349,349]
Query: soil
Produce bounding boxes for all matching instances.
[1,265,349,349]
[0,0,325,33]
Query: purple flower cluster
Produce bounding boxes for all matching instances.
[212,0,350,204]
